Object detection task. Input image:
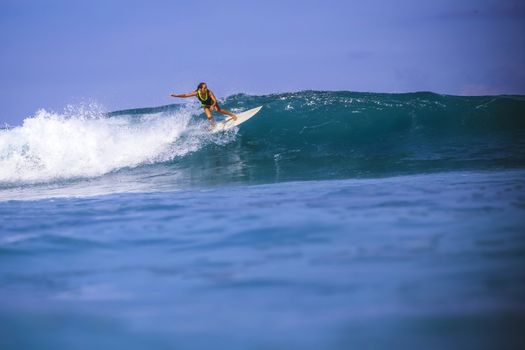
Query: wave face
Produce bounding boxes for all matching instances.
[1,91,525,191]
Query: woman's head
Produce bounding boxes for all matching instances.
[197,82,207,91]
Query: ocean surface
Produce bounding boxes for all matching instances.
[1,91,525,349]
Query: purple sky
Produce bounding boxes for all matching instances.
[1,0,524,125]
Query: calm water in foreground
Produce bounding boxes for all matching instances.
[1,169,524,350]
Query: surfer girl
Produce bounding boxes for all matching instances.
[170,83,237,123]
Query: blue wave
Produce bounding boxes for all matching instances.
[1,91,524,191]
[168,91,525,184]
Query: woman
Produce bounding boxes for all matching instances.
[171,83,237,123]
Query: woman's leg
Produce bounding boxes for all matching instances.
[215,104,237,121]
[204,107,214,123]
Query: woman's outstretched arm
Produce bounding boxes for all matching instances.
[170,91,198,98]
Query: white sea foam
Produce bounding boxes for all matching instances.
[0,104,220,184]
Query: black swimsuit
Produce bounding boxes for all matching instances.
[197,90,214,108]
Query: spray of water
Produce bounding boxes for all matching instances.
[0,103,233,184]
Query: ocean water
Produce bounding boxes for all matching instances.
[1,91,525,349]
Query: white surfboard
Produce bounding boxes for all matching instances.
[211,106,263,133]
